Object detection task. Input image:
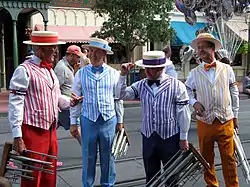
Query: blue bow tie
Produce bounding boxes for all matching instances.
[91,66,104,74]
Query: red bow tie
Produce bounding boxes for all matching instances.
[40,61,53,70]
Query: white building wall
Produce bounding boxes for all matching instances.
[30,7,108,28]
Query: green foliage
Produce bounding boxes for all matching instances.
[237,42,249,54]
[91,0,174,60]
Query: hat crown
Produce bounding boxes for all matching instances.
[85,37,113,55]
[89,37,108,45]
[141,51,166,66]
[197,33,215,39]
[23,31,65,45]
[143,51,165,60]
[31,31,58,37]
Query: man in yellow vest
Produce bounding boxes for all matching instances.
[185,33,239,187]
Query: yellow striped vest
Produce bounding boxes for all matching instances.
[193,61,234,124]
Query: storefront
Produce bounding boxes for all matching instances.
[0,0,50,90]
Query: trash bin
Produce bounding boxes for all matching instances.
[129,69,140,84]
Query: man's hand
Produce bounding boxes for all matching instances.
[193,102,206,117]
[70,125,81,139]
[70,93,83,107]
[13,137,26,155]
[179,140,189,152]
[116,123,124,132]
[233,118,239,134]
[120,63,134,76]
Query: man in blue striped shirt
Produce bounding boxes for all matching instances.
[70,38,124,187]
[117,51,190,186]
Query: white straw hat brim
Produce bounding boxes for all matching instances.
[191,38,222,51]
[135,59,172,68]
[82,44,114,55]
[23,41,66,45]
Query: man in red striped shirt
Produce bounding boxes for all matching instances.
[8,31,82,187]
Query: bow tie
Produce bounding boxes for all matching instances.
[148,79,161,87]
[40,61,53,70]
[204,62,216,71]
[91,66,104,74]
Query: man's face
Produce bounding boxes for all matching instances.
[145,67,164,80]
[196,41,215,62]
[89,48,106,63]
[68,54,80,66]
[37,45,58,63]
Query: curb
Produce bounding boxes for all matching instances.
[124,102,140,108]
[0,113,7,117]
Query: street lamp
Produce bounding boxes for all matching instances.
[244,5,250,72]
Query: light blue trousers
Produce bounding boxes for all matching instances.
[81,115,117,187]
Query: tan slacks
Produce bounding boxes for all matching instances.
[197,119,239,187]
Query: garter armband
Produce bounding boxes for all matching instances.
[10,89,27,96]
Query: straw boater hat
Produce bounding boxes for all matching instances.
[135,51,172,68]
[191,33,222,51]
[82,38,113,55]
[23,31,66,45]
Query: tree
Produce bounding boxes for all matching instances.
[91,0,174,62]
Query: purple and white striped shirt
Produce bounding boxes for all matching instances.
[116,73,190,140]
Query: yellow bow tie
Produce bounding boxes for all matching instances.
[204,62,216,71]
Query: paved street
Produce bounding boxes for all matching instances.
[1,100,250,186]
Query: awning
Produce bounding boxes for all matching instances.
[226,21,248,41]
[34,24,100,43]
[170,21,207,45]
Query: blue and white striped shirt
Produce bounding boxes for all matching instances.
[116,73,190,140]
[70,63,124,124]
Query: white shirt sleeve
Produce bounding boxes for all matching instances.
[228,66,239,118]
[8,66,30,138]
[54,62,66,86]
[114,70,124,124]
[58,94,70,109]
[116,75,140,100]
[185,71,197,106]
[115,100,124,123]
[70,70,82,125]
[176,81,191,140]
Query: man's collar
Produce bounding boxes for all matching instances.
[63,57,71,67]
[63,57,74,71]
[147,72,167,83]
[201,60,216,67]
[31,55,42,65]
[91,63,106,68]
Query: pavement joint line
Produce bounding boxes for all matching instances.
[57,156,142,172]
[57,173,73,187]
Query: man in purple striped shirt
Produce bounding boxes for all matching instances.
[116,51,191,186]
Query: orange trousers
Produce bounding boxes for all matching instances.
[197,119,239,187]
[21,124,58,187]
